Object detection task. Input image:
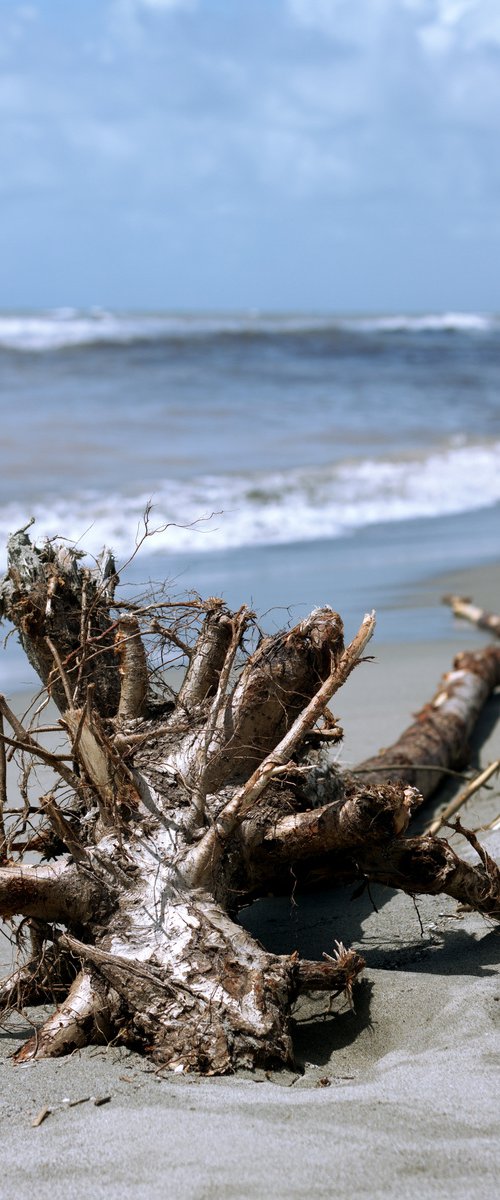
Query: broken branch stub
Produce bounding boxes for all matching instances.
[0,528,499,1074]
[0,530,121,715]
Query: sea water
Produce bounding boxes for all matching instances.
[0,309,499,688]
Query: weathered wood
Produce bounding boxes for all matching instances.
[181,611,375,886]
[0,529,121,715]
[0,860,105,924]
[0,528,499,1074]
[115,616,148,719]
[356,832,500,917]
[426,758,500,836]
[353,645,500,798]
[14,969,115,1062]
[0,712,6,859]
[242,781,418,892]
[443,594,500,638]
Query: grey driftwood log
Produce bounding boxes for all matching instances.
[0,527,499,1075]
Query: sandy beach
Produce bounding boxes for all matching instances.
[1,562,499,1198]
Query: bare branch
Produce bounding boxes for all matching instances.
[0,694,84,795]
[243,781,418,886]
[171,602,233,722]
[292,943,365,999]
[149,618,192,658]
[64,705,141,822]
[189,606,252,823]
[45,634,74,710]
[40,792,89,863]
[357,832,500,919]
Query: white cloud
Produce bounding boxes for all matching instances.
[422,0,500,50]
[286,0,500,118]
[288,0,500,50]
[1,0,498,257]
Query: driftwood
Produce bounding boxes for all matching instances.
[443,594,500,639]
[0,528,499,1075]
[353,644,500,799]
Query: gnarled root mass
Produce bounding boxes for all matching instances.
[0,527,499,1074]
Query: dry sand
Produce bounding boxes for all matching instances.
[1,565,499,1198]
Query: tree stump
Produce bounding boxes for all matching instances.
[0,528,499,1074]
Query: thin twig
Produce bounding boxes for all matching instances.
[426,759,500,835]
[0,733,74,764]
[447,816,500,884]
[0,695,83,796]
[45,636,74,710]
[40,793,88,863]
[352,763,473,780]
[149,619,192,658]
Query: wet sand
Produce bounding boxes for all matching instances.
[1,564,499,1198]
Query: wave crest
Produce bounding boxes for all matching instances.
[0,442,498,562]
[0,310,497,352]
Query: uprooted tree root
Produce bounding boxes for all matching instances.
[0,527,499,1074]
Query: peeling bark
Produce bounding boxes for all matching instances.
[0,529,120,715]
[14,969,116,1062]
[0,528,499,1074]
[115,616,149,720]
[242,781,418,892]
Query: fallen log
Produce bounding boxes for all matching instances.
[443,594,500,638]
[352,645,500,799]
[0,527,499,1075]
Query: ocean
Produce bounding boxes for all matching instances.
[0,309,499,689]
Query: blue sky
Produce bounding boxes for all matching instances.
[1,0,499,311]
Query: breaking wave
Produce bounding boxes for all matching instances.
[0,442,498,563]
[0,310,497,352]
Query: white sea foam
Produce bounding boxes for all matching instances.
[343,312,496,334]
[0,442,498,563]
[0,310,497,351]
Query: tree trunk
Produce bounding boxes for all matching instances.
[0,528,499,1075]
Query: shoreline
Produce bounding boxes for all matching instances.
[2,547,500,698]
[1,562,499,1196]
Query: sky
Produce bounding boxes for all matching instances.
[0,0,499,312]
